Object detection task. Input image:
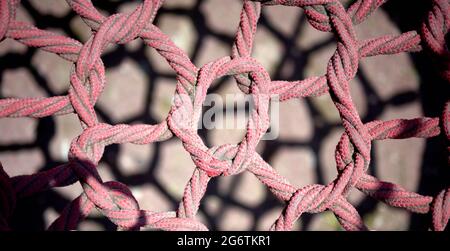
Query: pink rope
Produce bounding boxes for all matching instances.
[0,0,448,231]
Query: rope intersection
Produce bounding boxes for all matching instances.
[0,0,449,231]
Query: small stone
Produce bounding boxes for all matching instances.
[263,5,302,36]
[145,46,173,74]
[218,175,234,195]
[310,94,341,123]
[15,6,34,24]
[218,206,253,230]
[256,206,302,230]
[125,39,143,52]
[49,114,82,162]
[0,148,44,177]
[232,171,265,207]
[355,7,401,40]
[253,26,283,75]
[347,189,365,206]
[158,14,196,57]
[53,182,83,201]
[270,147,316,188]
[0,39,28,56]
[2,68,46,98]
[43,207,60,229]
[201,0,242,36]
[164,0,196,8]
[376,103,423,192]
[31,50,72,95]
[131,184,172,212]
[375,136,424,192]
[195,36,229,67]
[308,211,343,231]
[303,43,336,78]
[155,139,196,199]
[77,220,105,231]
[149,78,176,122]
[209,100,247,146]
[118,143,153,176]
[118,2,139,14]
[70,16,92,43]
[365,203,410,230]
[97,59,148,122]
[97,162,115,182]
[195,211,209,230]
[277,99,313,141]
[256,207,283,231]
[204,195,222,216]
[380,99,423,120]
[87,206,102,218]
[360,54,419,100]
[296,20,334,50]
[255,140,266,155]
[29,0,70,17]
[215,78,245,104]
[209,128,246,147]
[0,118,36,144]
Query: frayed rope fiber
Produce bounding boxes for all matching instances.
[0,0,449,231]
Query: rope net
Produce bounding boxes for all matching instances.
[0,0,449,231]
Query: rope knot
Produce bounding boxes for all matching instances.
[169,57,272,178]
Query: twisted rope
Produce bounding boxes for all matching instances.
[0,0,448,231]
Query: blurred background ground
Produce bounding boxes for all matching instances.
[0,0,448,231]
